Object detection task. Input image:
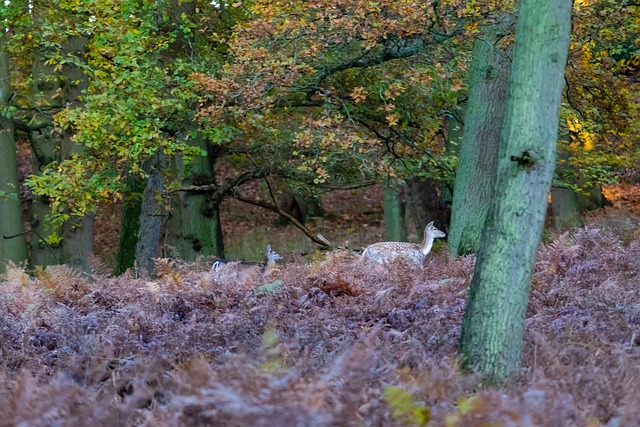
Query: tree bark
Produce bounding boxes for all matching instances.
[135,159,165,276]
[441,105,466,206]
[552,120,583,230]
[29,36,93,270]
[404,177,449,239]
[449,14,515,256]
[0,43,28,272]
[166,135,224,260]
[458,0,572,382]
[115,174,144,275]
[59,36,93,271]
[383,178,407,241]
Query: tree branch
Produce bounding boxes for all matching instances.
[167,169,269,204]
[231,190,333,248]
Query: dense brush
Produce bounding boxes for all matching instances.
[1,213,640,425]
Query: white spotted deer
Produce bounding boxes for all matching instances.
[211,245,283,283]
[362,221,446,266]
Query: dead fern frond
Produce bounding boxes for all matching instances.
[546,230,574,252]
[88,254,112,278]
[35,264,89,300]
[164,271,186,290]
[154,258,176,278]
[3,260,31,286]
[313,274,364,297]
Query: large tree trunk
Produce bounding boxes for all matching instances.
[29,36,93,270]
[551,186,582,229]
[115,175,144,275]
[575,174,610,211]
[166,136,224,260]
[135,160,165,276]
[30,133,63,267]
[404,178,449,239]
[458,0,571,382]
[158,0,225,261]
[551,120,583,230]
[383,178,407,241]
[59,36,93,271]
[0,43,28,272]
[449,14,515,256]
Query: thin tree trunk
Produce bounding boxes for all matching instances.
[0,44,28,271]
[449,14,515,256]
[383,178,407,241]
[458,0,572,382]
[442,105,466,206]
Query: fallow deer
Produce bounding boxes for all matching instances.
[211,245,283,281]
[362,221,446,266]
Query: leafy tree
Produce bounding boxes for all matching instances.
[1,0,97,269]
[22,0,233,272]
[458,0,572,382]
[557,0,640,209]
[190,0,499,242]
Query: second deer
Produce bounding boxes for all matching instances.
[211,244,283,283]
[362,221,446,266]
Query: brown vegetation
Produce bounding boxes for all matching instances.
[1,209,640,426]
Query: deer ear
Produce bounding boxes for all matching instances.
[426,221,434,227]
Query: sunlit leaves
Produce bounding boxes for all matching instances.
[561,0,640,189]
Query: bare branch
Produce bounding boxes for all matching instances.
[231,190,333,249]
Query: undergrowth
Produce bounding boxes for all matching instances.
[1,210,639,426]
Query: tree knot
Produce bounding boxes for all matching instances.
[510,149,540,168]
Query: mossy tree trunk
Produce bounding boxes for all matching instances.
[458,0,572,382]
[158,0,225,261]
[383,178,407,242]
[449,14,515,256]
[441,105,466,206]
[0,43,28,272]
[115,174,145,275]
[29,36,93,270]
[575,174,610,211]
[166,135,224,260]
[551,120,583,230]
[58,36,93,271]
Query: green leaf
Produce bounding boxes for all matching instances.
[383,386,430,427]
[257,280,283,296]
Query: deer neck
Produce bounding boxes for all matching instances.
[420,230,435,256]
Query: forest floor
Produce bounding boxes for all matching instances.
[3,181,640,426]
